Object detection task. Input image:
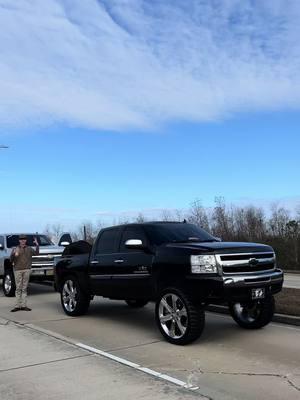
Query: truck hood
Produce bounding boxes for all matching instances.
[166,241,273,254]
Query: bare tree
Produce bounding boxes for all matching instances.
[135,213,147,223]
[268,204,290,237]
[187,199,210,231]
[43,223,64,244]
[211,197,234,240]
[160,209,174,221]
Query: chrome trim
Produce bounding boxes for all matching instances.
[32,263,54,267]
[114,259,124,264]
[112,273,150,278]
[222,269,283,288]
[216,252,276,275]
[32,254,62,259]
[217,252,274,257]
[125,239,143,246]
[90,274,111,279]
[31,267,53,271]
[220,257,274,267]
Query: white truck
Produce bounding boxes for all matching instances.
[0,233,68,296]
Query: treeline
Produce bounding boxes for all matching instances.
[44,198,300,271]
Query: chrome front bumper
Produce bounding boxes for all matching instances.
[222,268,283,288]
[31,267,54,277]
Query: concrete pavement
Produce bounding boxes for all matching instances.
[284,273,300,289]
[1,283,300,400]
[0,319,204,400]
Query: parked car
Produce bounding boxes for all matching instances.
[0,233,67,296]
[55,222,284,345]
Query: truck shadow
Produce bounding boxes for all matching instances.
[85,299,245,344]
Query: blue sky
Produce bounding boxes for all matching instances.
[0,0,299,232]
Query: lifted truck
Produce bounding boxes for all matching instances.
[55,222,284,345]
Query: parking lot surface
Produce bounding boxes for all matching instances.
[0,283,300,400]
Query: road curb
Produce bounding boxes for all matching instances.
[207,305,300,326]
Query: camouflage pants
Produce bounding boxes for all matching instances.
[14,269,31,308]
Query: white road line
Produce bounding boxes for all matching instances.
[76,342,199,391]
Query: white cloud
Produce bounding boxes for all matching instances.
[0,0,299,131]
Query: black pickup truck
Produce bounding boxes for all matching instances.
[55,222,284,345]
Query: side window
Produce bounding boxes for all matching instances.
[0,236,4,248]
[96,229,118,254]
[120,228,147,252]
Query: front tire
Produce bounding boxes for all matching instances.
[155,287,205,345]
[229,295,275,329]
[2,269,16,297]
[60,276,90,316]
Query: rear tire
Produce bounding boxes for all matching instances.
[60,276,90,316]
[125,299,149,308]
[2,269,16,297]
[155,287,205,345]
[229,295,275,329]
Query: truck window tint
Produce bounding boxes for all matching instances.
[96,230,118,254]
[6,235,53,248]
[144,224,215,246]
[120,228,147,252]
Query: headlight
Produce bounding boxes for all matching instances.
[190,254,217,273]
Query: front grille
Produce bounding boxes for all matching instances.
[222,263,274,274]
[32,254,61,266]
[217,252,275,274]
[220,253,274,262]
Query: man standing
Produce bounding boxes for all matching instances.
[10,235,39,312]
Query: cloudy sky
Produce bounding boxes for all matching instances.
[0,0,299,231]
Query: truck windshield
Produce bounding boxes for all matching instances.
[144,223,217,246]
[6,235,54,248]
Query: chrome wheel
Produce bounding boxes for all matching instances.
[4,274,12,294]
[62,280,77,312]
[158,293,188,339]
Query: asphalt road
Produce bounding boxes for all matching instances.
[0,283,300,400]
[283,273,300,289]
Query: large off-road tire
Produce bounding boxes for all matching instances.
[155,287,205,345]
[125,299,149,308]
[2,269,16,297]
[60,276,90,316]
[229,295,275,329]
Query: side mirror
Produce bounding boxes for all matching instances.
[0,244,4,250]
[215,237,222,242]
[58,233,72,246]
[125,239,143,249]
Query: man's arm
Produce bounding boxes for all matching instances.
[33,238,39,255]
[10,247,18,263]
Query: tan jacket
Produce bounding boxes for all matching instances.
[10,245,39,271]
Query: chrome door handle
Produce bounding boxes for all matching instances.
[114,259,124,264]
[90,260,98,265]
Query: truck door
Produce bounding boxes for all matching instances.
[111,226,153,298]
[89,227,121,296]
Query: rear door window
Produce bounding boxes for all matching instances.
[96,229,119,254]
